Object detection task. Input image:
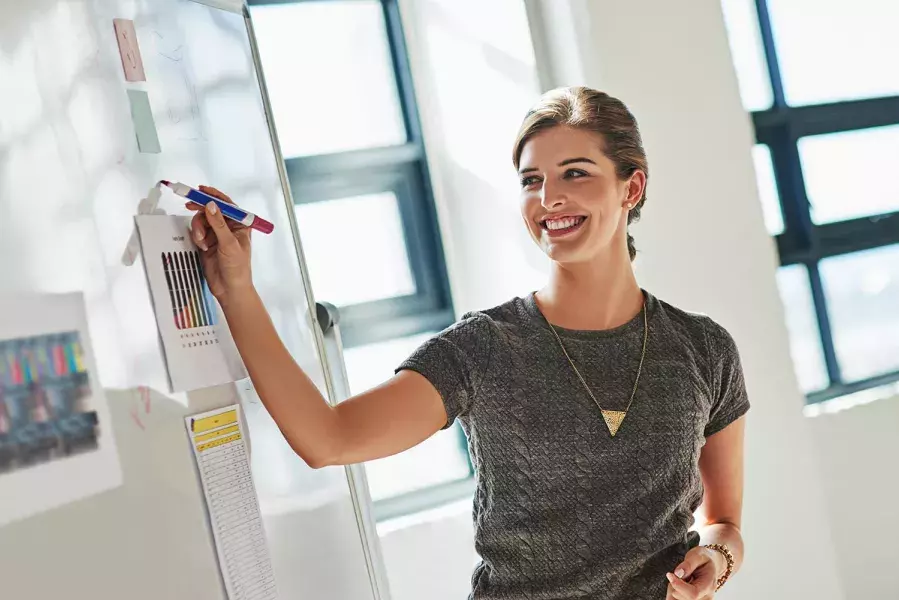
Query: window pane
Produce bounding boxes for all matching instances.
[799,126,899,225]
[720,0,773,111]
[820,245,899,382]
[295,193,416,307]
[767,0,899,105]
[775,265,829,393]
[342,332,472,501]
[251,1,407,157]
[751,145,784,235]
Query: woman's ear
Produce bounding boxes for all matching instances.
[624,170,647,208]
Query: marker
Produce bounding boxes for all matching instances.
[159,181,274,234]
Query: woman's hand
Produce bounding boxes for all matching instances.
[665,546,726,600]
[186,186,253,306]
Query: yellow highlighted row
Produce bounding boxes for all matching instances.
[197,432,242,453]
[194,424,239,443]
[192,410,238,433]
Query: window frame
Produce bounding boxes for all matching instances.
[289,153,455,347]
[371,432,476,522]
[248,0,475,517]
[249,0,454,350]
[751,0,899,403]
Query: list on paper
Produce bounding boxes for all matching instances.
[186,405,277,600]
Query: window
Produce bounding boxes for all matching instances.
[342,332,475,519]
[249,0,472,517]
[722,0,899,403]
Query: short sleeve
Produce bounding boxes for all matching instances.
[703,320,750,437]
[395,312,494,429]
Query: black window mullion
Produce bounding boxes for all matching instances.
[760,127,814,251]
[754,0,787,108]
[753,96,899,137]
[382,0,423,145]
[392,165,450,308]
[284,145,422,181]
[805,262,842,386]
[808,368,899,405]
[381,0,454,329]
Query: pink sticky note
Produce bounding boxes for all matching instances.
[113,18,146,82]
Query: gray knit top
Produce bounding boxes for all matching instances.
[397,291,749,599]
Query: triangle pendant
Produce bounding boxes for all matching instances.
[601,410,627,437]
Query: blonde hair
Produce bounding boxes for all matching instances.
[513,87,648,260]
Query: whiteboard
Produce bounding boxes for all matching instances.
[0,0,384,598]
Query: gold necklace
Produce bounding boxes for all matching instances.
[543,299,649,437]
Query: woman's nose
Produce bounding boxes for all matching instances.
[540,181,566,209]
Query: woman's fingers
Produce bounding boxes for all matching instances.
[186,188,249,252]
[204,202,240,254]
[186,200,246,236]
[190,211,210,251]
[665,573,699,600]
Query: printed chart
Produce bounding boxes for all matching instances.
[161,250,218,332]
[136,215,246,392]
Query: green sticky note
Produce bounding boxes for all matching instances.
[127,89,161,154]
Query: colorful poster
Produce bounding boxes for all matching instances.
[0,293,121,527]
[135,215,246,392]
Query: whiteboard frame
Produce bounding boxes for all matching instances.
[189,0,245,13]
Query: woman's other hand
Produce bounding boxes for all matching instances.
[665,546,725,600]
[186,186,253,306]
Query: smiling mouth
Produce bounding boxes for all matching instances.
[541,215,587,236]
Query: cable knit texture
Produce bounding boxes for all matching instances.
[396,291,749,600]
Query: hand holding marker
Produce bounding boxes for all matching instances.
[160,181,274,235]
[181,185,256,306]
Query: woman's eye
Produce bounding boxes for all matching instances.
[565,169,588,179]
[520,176,540,188]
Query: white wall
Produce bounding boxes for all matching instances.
[380,1,899,599]
[378,502,477,600]
[808,397,899,598]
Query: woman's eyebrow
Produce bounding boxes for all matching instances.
[518,157,597,175]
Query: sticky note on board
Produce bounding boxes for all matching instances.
[113,18,146,82]
[127,90,161,154]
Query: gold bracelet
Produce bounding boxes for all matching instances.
[703,543,734,591]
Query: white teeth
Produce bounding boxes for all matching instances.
[545,217,583,231]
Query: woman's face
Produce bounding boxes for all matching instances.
[518,126,643,264]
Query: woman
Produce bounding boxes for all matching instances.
[188,87,748,600]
